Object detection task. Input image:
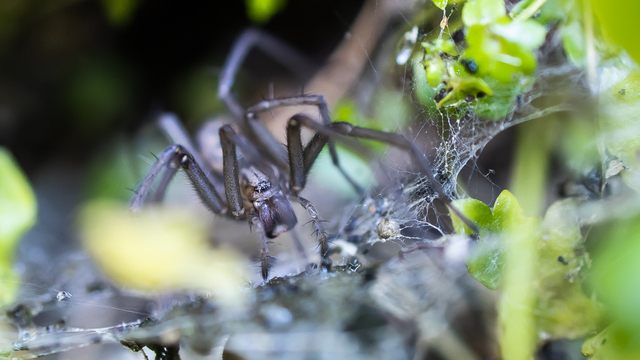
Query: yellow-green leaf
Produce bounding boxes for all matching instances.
[462,0,506,26]
[591,215,640,334]
[79,201,250,310]
[0,148,37,307]
[451,190,524,289]
[432,0,449,10]
[450,197,492,234]
[592,0,640,65]
[537,200,599,338]
[245,0,287,24]
[582,324,640,360]
[599,69,640,192]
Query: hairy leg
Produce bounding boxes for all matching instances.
[295,196,331,271]
[218,28,314,119]
[255,98,363,194]
[250,215,273,281]
[131,145,227,215]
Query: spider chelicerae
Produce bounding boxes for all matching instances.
[131,29,475,281]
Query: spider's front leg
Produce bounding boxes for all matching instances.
[250,215,273,281]
[286,116,332,270]
[131,145,226,215]
[220,124,300,279]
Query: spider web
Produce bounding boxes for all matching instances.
[338,32,586,247]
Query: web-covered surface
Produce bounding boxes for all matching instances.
[336,33,586,248]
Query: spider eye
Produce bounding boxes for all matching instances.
[256,181,270,193]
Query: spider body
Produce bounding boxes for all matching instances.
[132,29,477,281]
[239,166,298,239]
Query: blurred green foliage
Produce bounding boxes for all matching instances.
[451,190,525,289]
[79,200,250,308]
[174,67,226,126]
[245,0,287,23]
[592,0,640,66]
[414,0,545,119]
[431,0,467,11]
[0,148,36,307]
[599,69,640,192]
[451,191,600,357]
[582,324,640,360]
[592,216,640,336]
[85,139,143,202]
[463,19,545,83]
[510,119,554,216]
[461,0,504,25]
[67,57,136,136]
[100,0,141,26]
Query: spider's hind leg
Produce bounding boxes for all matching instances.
[218,28,314,119]
[249,95,365,195]
[290,115,480,234]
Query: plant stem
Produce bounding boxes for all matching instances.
[510,119,553,216]
[512,0,547,23]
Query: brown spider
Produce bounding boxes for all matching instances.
[131,29,476,281]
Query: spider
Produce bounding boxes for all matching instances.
[131,29,476,281]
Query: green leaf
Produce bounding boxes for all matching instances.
[537,200,599,338]
[474,76,533,119]
[451,190,524,289]
[245,0,287,24]
[463,20,545,83]
[451,193,599,339]
[0,148,37,307]
[462,0,506,26]
[436,76,494,108]
[492,190,525,228]
[491,21,546,50]
[599,69,640,192]
[412,59,438,109]
[450,197,493,234]
[431,0,449,10]
[561,17,586,67]
[432,0,469,10]
[582,324,640,360]
[592,0,640,65]
[466,239,504,290]
[452,192,537,359]
[592,215,640,334]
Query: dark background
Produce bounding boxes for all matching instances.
[0,0,367,174]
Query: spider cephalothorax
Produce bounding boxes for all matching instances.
[240,166,298,239]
